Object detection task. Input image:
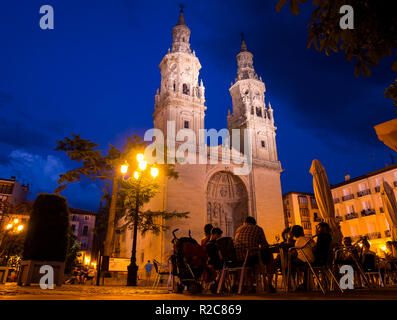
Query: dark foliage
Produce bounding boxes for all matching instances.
[23,193,70,262]
[276,0,397,108]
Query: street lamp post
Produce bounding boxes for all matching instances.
[126,154,158,286]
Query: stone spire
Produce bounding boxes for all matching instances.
[235,34,258,81]
[171,6,191,53]
[177,5,186,25]
[240,33,248,52]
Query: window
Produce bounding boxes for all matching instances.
[303,222,312,230]
[343,188,350,196]
[310,197,318,209]
[347,205,355,213]
[72,215,78,221]
[0,184,13,194]
[82,225,88,236]
[256,107,262,117]
[299,208,310,217]
[173,82,176,92]
[261,140,265,148]
[71,225,76,233]
[298,196,308,205]
[183,84,189,95]
[84,216,89,221]
[184,121,189,129]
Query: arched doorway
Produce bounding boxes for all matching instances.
[206,171,249,237]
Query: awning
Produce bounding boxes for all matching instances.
[374,118,397,152]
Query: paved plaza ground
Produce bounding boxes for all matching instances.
[1,283,397,300]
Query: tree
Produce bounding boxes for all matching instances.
[0,230,26,267]
[64,231,81,274]
[55,133,189,279]
[54,134,183,234]
[119,171,189,236]
[23,193,70,262]
[0,201,31,267]
[276,0,397,107]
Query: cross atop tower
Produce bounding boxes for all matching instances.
[240,32,248,52]
[177,4,186,25]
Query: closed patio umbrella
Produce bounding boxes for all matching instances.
[380,181,397,256]
[310,159,343,245]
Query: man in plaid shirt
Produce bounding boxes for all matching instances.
[234,216,275,292]
[235,216,270,260]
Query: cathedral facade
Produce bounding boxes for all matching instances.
[118,10,285,266]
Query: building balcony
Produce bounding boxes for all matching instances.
[367,232,382,240]
[333,198,340,204]
[345,212,359,220]
[335,216,343,222]
[342,194,355,201]
[357,189,371,197]
[374,186,380,193]
[385,230,391,237]
[361,209,376,217]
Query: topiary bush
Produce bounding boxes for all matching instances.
[23,193,70,262]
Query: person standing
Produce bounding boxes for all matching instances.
[145,260,153,286]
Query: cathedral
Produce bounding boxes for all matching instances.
[117,9,285,266]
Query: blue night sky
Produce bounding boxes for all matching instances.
[0,1,395,211]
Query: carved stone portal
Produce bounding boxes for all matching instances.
[206,171,248,237]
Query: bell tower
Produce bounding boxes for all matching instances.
[228,34,279,163]
[153,7,206,144]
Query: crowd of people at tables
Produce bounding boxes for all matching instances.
[65,265,97,285]
[200,217,397,293]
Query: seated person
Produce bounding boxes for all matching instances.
[201,223,213,247]
[313,222,332,266]
[275,227,295,269]
[360,238,377,272]
[336,237,359,265]
[280,227,295,250]
[385,241,397,260]
[234,217,275,293]
[290,225,315,264]
[206,227,223,270]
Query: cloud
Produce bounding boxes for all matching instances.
[0,149,101,211]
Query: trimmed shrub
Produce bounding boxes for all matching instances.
[23,193,70,262]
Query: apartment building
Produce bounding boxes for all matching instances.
[283,164,397,255]
[0,177,30,227]
[331,164,397,255]
[283,191,322,237]
[69,207,97,266]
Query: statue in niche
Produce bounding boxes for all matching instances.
[213,202,219,218]
[220,187,228,198]
[207,202,212,221]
